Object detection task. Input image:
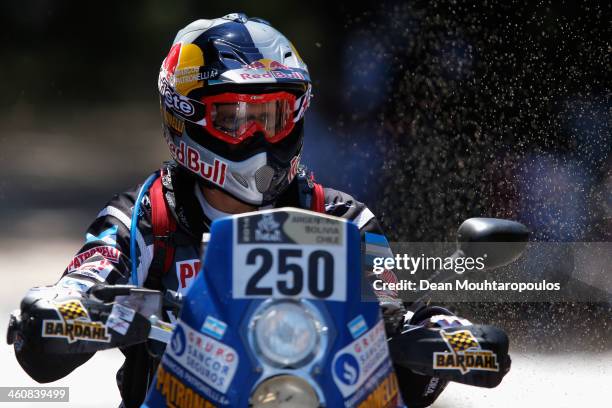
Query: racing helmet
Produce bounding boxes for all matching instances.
[158,13,312,205]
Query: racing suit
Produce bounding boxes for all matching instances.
[14,161,453,407]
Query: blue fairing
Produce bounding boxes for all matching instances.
[143,209,403,407]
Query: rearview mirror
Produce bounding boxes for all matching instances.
[457,218,529,269]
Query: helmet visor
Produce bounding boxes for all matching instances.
[204,92,297,144]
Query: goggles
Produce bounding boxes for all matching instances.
[203,92,299,144]
[161,80,311,144]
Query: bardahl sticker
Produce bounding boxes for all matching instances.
[42,300,110,343]
[433,329,499,374]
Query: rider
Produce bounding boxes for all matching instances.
[11,14,486,407]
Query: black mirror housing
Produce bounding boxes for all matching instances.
[457,218,529,269]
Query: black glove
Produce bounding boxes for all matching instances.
[391,304,510,407]
[393,304,469,407]
[8,284,99,382]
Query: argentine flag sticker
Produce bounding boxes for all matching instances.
[347,314,368,339]
[201,315,228,340]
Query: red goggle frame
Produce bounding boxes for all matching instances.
[201,91,299,144]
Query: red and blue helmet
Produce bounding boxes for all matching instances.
[159,13,312,205]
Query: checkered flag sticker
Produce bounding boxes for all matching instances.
[441,329,480,353]
[57,301,89,321]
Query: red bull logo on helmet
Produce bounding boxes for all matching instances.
[244,58,290,70]
[160,42,208,96]
[165,133,228,187]
[162,43,182,77]
[239,58,305,81]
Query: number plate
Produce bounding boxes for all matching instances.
[232,211,347,301]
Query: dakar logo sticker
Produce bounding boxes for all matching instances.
[42,300,110,343]
[433,330,499,374]
[255,214,281,242]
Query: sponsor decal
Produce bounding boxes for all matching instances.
[42,300,110,343]
[348,315,368,339]
[428,314,473,328]
[177,259,202,291]
[423,376,440,397]
[72,269,106,283]
[236,212,288,244]
[107,303,136,335]
[58,277,95,292]
[165,137,227,187]
[106,314,130,335]
[161,81,195,117]
[86,225,118,246]
[162,107,185,134]
[167,321,238,394]
[155,364,217,408]
[433,329,499,374]
[238,58,306,81]
[239,70,305,81]
[335,354,360,386]
[341,360,396,407]
[175,66,220,84]
[244,59,291,71]
[163,43,181,76]
[172,43,207,95]
[111,303,136,322]
[356,372,400,408]
[80,258,115,279]
[67,246,121,272]
[171,324,187,356]
[201,316,227,340]
[332,320,390,398]
[254,214,281,242]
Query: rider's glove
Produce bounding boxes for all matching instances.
[393,303,510,407]
[394,304,464,408]
[7,279,96,382]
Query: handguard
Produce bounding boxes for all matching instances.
[388,324,511,388]
[7,285,160,354]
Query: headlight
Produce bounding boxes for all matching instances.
[253,301,319,366]
[251,375,319,408]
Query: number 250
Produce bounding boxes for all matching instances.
[245,248,334,298]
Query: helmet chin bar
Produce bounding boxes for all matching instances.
[201,160,294,207]
[163,118,302,207]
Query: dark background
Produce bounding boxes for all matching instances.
[2,0,610,241]
[1,0,610,352]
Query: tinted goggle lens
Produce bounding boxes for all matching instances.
[203,92,298,143]
[210,97,293,141]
